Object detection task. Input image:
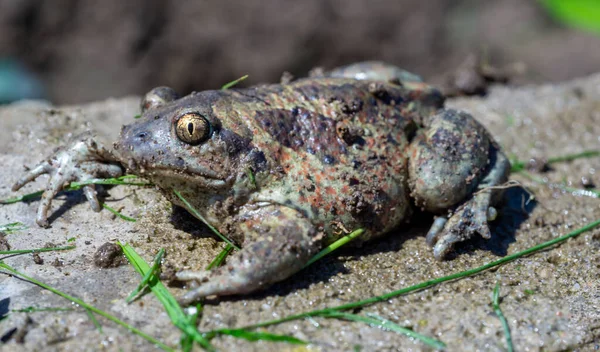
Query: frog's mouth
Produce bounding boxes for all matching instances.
[124,158,228,188]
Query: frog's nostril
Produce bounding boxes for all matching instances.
[136,131,150,140]
[175,157,186,168]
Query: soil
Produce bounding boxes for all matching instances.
[0,73,599,351]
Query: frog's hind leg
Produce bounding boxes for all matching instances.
[408,109,510,260]
[176,206,320,304]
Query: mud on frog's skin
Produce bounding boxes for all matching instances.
[12,62,510,304]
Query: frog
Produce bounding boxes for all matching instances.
[11,62,510,304]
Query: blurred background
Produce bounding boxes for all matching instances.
[1,0,600,104]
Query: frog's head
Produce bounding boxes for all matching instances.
[116,87,266,214]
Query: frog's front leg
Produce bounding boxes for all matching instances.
[177,205,320,304]
[11,133,123,227]
[408,109,510,259]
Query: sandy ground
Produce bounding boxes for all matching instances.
[0,74,599,351]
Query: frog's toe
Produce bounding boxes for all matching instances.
[426,216,448,246]
[177,278,228,306]
[175,270,211,283]
[175,264,268,304]
[82,184,101,212]
[80,162,124,180]
[432,232,462,260]
[36,176,69,227]
[12,161,51,192]
[429,200,493,260]
[175,270,218,305]
[178,289,203,306]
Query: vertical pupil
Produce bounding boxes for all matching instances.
[187,122,194,135]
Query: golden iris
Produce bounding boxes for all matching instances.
[175,112,211,145]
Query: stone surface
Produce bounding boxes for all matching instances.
[1,74,600,351]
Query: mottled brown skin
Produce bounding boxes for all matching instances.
[12,63,510,303]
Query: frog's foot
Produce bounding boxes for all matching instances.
[176,230,318,304]
[425,143,510,259]
[407,108,511,259]
[11,133,123,227]
[426,196,498,260]
[176,206,319,304]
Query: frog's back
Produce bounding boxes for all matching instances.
[214,78,445,242]
[227,77,444,163]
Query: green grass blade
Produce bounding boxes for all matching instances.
[510,149,600,173]
[221,75,249,90]
[101,203,137,222]
[546,149,600,164]
[126,249,165,303]
[85,308,104,334]
[303,228,365,268]
[69,175,151,188]
[492,283,514,352]
[11,306,74,313]
[0,191,44,204]
[181,304,202,352]
[118,175,142,180]
[206,328,306,345]
[181,332,194,352]
[0,246,75,255]
[122,244,304,348]
[173,190,240,250]
[1,175,150,205]
[540,0,600,34]
[206,244,234,270]
[509,158,525,173]
[245,168,257,189]
[119,243,215,351]
[319,311,445,350]
[216,217,600,332]
[0,222,27,233]
[0,261,173,351]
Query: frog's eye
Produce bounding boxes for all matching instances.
[175,112,212,145]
